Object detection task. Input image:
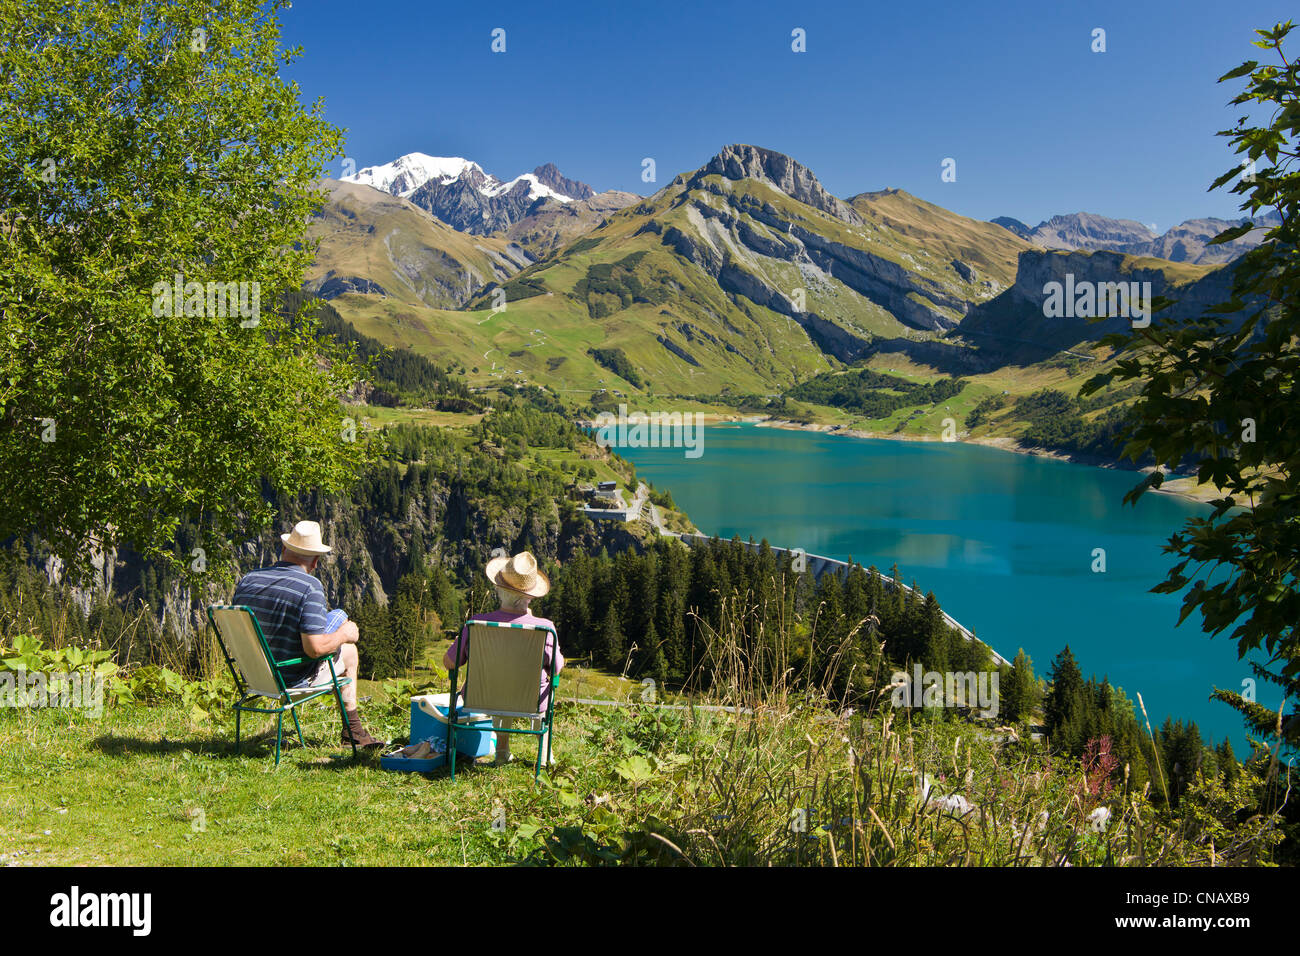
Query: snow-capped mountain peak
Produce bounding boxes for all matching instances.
[344,153,578,204]
[484,173,574,204]
[344,153,485,199]
[340,152,595,234]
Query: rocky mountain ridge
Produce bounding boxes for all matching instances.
[992,210,1277,265]
[311,144,1248,396]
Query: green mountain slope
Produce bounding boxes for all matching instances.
[311,146,1042,395]
[306,179,533,311]
[504,189,641,257]
[848,188,1026,293]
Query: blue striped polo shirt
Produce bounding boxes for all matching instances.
[232,561,329,685]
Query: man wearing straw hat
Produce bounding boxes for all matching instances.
[233,520,385,750]
[443,551,564,766]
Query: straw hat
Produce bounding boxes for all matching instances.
[281,520,332,556]
[486,551,549,598]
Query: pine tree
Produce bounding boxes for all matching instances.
[812,571,845,690]
[426,562,462,635]
[642,617,667,685]
[600,602,626,672]
[1002,648,1037,724]
[389,583,425,675]
[866,565,884,623]
[921,593,949,676]
[1217,738,1240,784]
[655,542,689,683]
[354,598,395,679]
[843,565,870,633]
[1044,645,1085,746]
[1159,718,1205,807]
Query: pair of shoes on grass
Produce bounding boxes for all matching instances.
[399,739,433,759]
[395,737,450,759]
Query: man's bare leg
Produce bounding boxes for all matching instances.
[337,642,383,748]
[338,643,359,709]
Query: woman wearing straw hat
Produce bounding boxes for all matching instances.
[442,551,564,766]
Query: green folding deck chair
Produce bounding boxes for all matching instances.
[206,605,357,766]
[446,620,559,783]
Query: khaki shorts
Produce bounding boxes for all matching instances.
[288,651,342,690]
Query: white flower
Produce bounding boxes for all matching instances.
[918,774,934,804]
[1087,806,1111,833]
[1036,810,1050,831]
[934,793,975,816]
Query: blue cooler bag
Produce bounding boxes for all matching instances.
[380,693,495,774]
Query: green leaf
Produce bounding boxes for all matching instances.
[515,822,543,842]
[1207,222,1256,245]
[1218,60,1259,81]
[615,755,656,784]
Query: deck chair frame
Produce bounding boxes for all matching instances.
[446,620,559,782]
[206,604,357,766]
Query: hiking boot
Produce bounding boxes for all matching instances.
[342,707,385,749]
[342,725,385,749]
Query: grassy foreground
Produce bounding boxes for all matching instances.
[3,686,502,866]
[3,659,1280,867]
[0,669,655,867]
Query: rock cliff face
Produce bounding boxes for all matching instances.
[45,465,651,643]
[868,246,1243,372]
[691,144,861,223]
[314,273,388,299]
[42,542,116,620]
[658,152,982,351]
[783,220,970,331]
[1004,248,1233,315]
[954,248,1238,361]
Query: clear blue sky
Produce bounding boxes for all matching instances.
[280,0,1291,229]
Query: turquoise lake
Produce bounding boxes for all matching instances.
[614,423,1251,747]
